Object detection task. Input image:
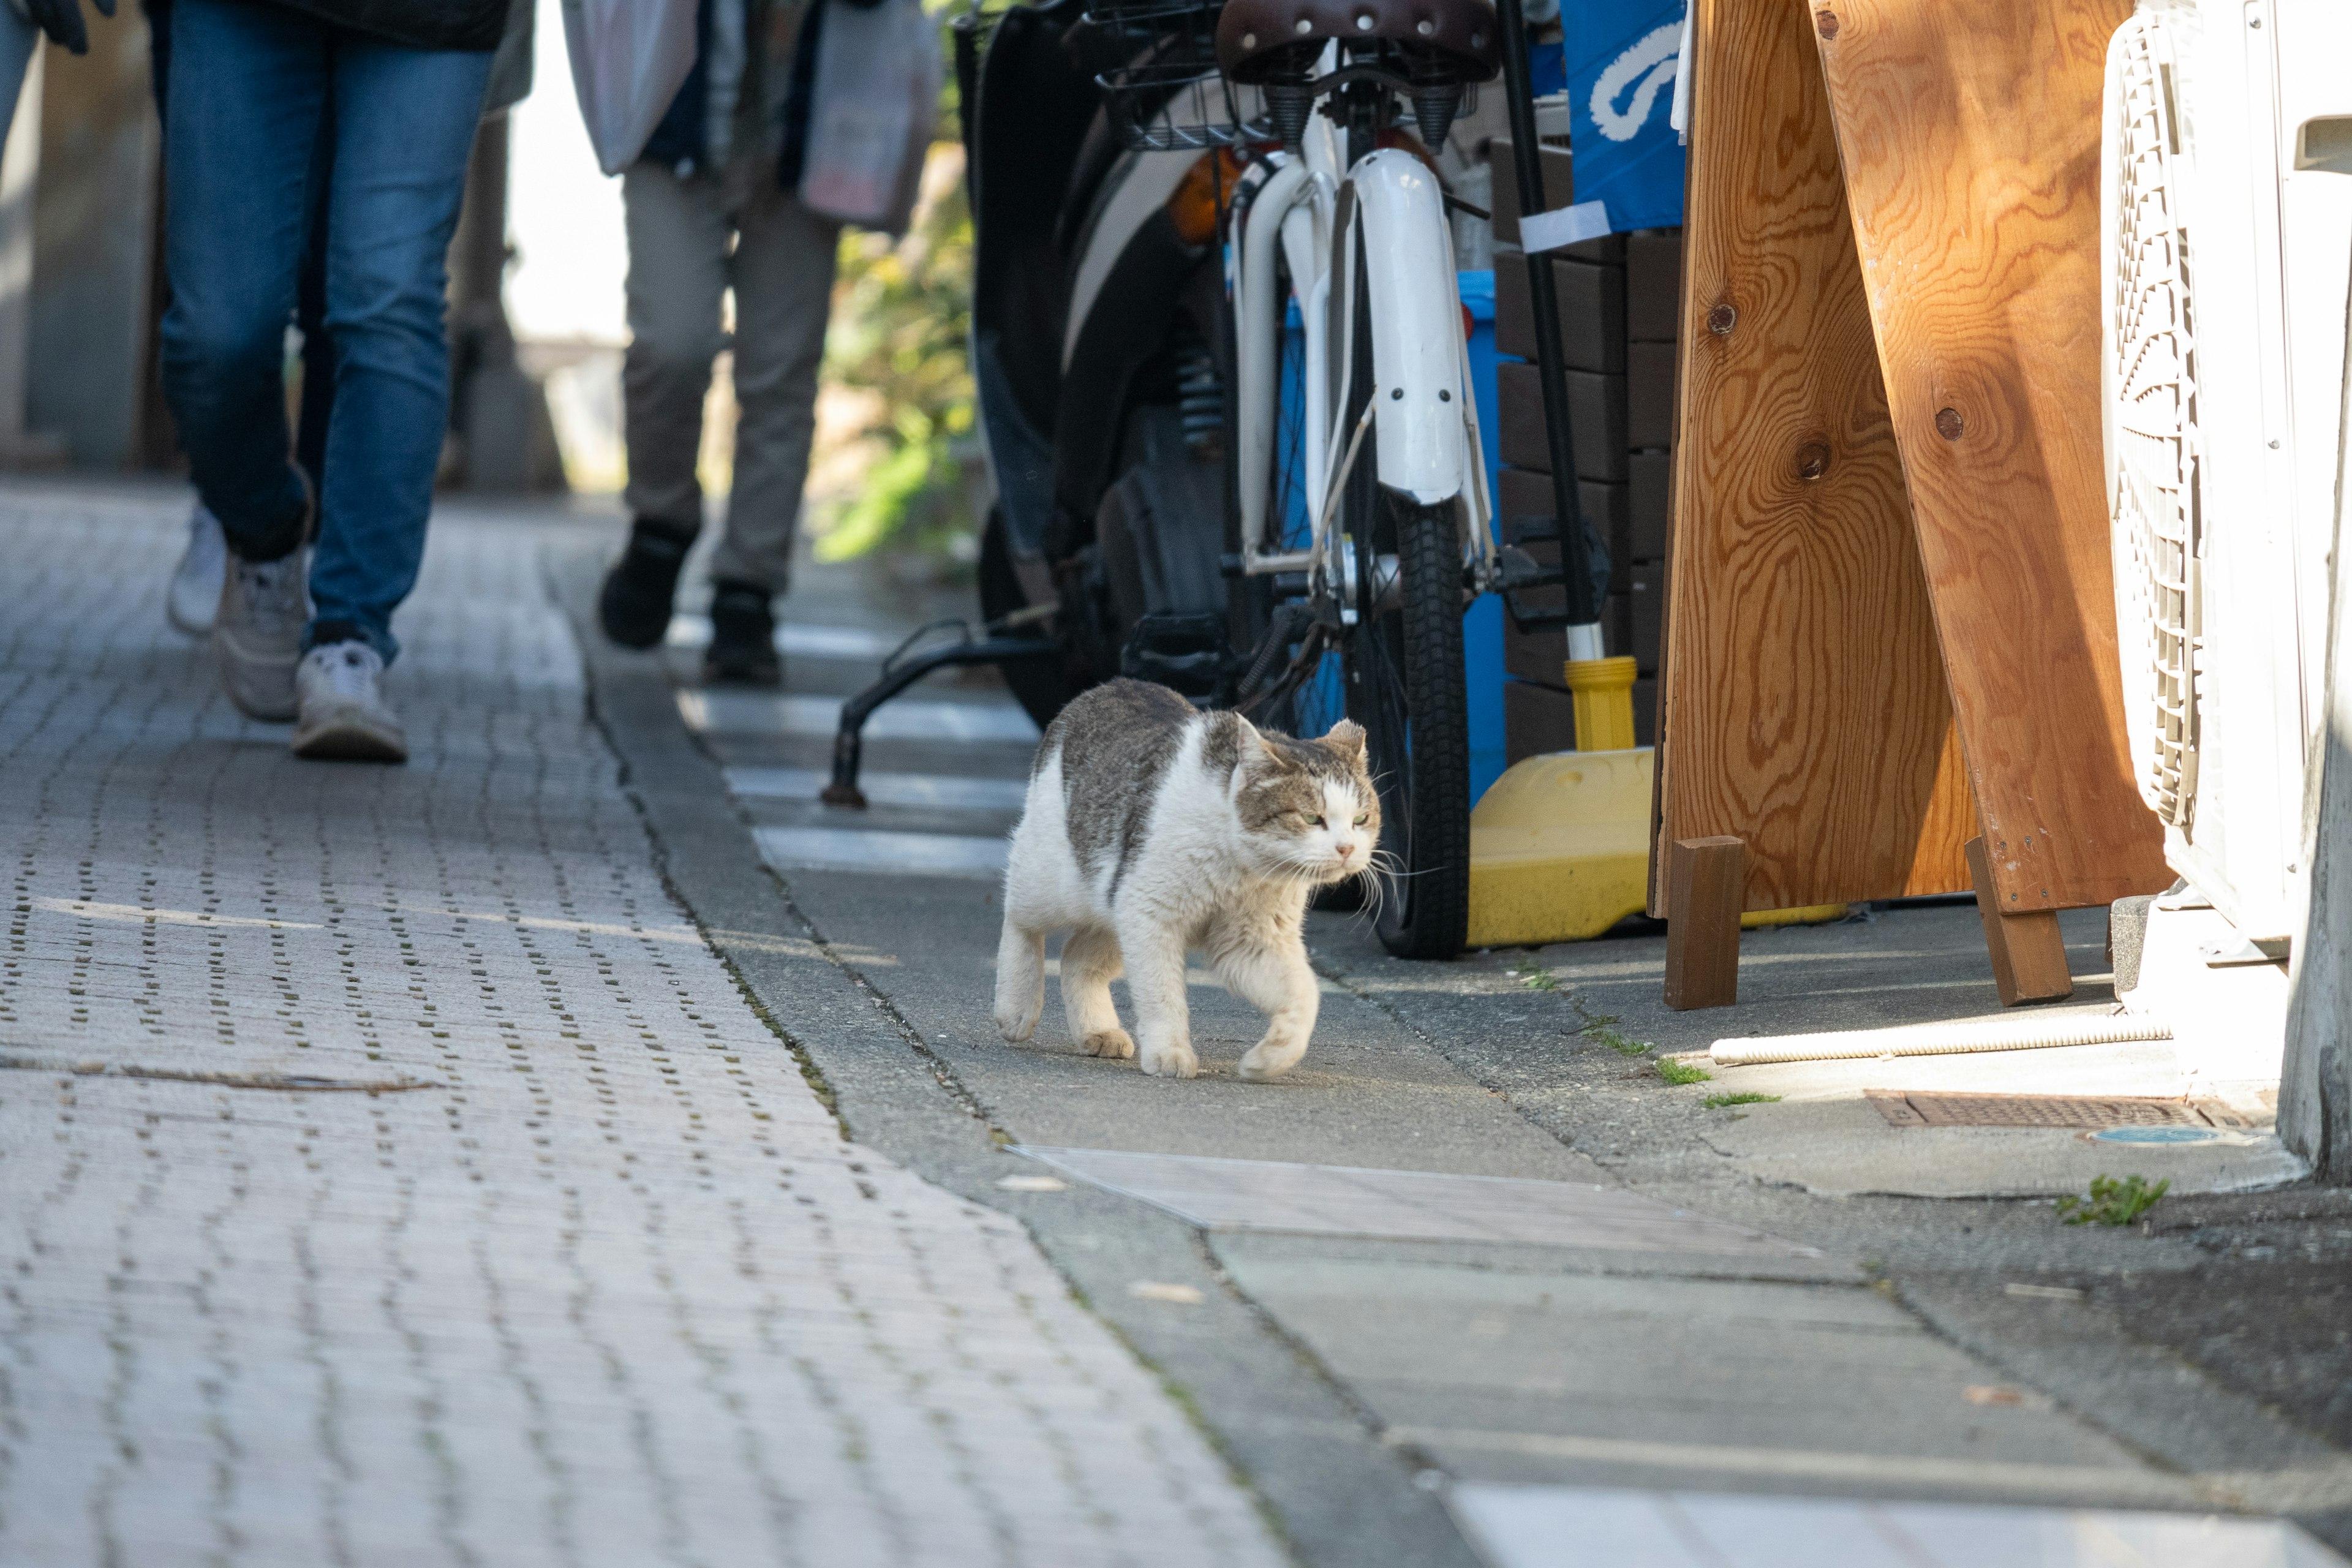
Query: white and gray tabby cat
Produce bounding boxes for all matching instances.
[993,678,1380,1080]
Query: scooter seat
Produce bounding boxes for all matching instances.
[1215,0,1500,86]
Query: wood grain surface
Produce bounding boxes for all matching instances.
[1966,837,2076,1005]
[1812,0,2168,911]
[1665,837,1747,1009]
[1655,0,1972,918]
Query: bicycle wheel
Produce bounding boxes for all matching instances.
[1336,277,1471,959]
[978,504,1074,731]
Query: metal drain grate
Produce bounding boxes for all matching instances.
[1866,1091,2254,1130]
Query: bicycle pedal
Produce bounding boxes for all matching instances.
[1496,543,1574,633]
[1120,611,1234,703]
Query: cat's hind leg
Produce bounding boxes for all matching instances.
[992,918,1047,1042]
[1210,925,1321,1081]
[1116,911,1197,1079]
[1058,925,1133,1060]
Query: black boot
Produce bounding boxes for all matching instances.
[597,518,697,649]
[704,579,781,687]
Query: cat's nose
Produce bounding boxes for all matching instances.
[1336,842,1355,861]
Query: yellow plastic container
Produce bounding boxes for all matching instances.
[1466,748,1654,948]
[1464,741,1850,948]
[1562,655,1639,752]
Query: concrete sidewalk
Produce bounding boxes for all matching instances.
[0,486,1281,1567]
[580,512,2352,1564]
[7,480,2349,1568]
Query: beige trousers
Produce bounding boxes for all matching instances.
[621,157,840,593]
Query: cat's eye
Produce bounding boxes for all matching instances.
[1306,814,1325,826]
[1352,814,1368,826]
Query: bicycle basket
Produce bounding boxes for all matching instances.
[1077,0,1264,152]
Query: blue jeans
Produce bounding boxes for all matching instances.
[159,0,491,663]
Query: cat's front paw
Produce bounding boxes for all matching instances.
[994,1000,1042,1042]
[1081,1028,1135,1060]
[1237,1041,1306,1080]
[1139,1042,1199,1079]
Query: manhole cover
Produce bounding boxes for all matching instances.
[1866,1091,2252,1130]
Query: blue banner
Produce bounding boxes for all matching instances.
[1562,3,1686,235]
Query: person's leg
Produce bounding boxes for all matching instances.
[293,83,334,497]
[158,0,326,715]
[698,181,837,684]
[158,0,321,559]
[707,185,840,597]
[600,162,730,649]
[303,36,490,666]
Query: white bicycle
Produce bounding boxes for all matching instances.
[1119,2,1507,957]
[961,0,1547,957]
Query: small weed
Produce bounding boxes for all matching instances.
[1509,963,1562,992]
[1580,1011,1656,1062]
[1656,1057,1713,1086]
[2057,1174,2169,1227]
[1703,1091,1780,1109]
[1580,1022,1652,1057]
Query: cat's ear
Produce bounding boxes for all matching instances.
[1322,719,1367,764]
[1252,729,1290,769]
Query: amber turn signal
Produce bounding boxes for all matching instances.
[1167,147,1248,247]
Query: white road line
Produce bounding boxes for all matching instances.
[754,825,1009,880]
[725,766,1030,812]
[665,614,897,660]
[34,898,320,930]
[679,689,1040,745]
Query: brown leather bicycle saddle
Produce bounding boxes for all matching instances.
[1214,0,1501,85]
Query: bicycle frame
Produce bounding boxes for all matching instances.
[1231,101,1496,600]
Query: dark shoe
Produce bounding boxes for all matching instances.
[704,580,781,686]
[598,518,697,649]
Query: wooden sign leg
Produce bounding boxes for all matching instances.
[1665,837,1745,1011]
[1965,837,2075,1006]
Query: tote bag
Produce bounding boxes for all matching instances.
[797,0,941,236]
[561,0,700,176]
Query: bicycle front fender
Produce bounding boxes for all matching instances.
[1346,149,1470,508]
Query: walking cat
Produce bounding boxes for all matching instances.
[992,679,1380,1080]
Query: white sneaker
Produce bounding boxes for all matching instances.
[292,641,407,763]
[167,503,227,636]
[213,548,309,722]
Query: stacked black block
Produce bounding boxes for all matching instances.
[1488,136,1679,761]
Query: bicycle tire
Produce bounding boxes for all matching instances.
[1333,246,1471,960]
[978,504,1074,730]
[1346,498,1472,959]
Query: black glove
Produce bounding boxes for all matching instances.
[21,0,117,56]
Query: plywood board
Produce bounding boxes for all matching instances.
[1811,0,2168,911]
[1656,0,1973,918]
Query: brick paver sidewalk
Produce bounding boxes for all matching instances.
[0,490,1284,1567]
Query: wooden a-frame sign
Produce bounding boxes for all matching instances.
[1652,0,2169,1009]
